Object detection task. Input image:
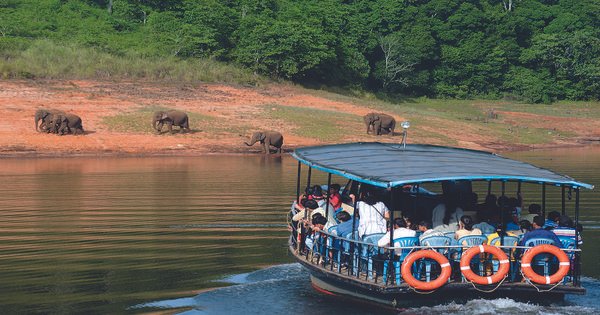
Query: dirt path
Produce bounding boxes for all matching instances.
[0,80,597,157]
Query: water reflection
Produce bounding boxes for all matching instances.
[0,147,599,313]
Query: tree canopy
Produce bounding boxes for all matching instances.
[1,0,599,102]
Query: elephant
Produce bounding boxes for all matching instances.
[49,113,84,135]
[363,112,396,136]
[35,109,65,132]
[244,131,284,154]
[152,110,190,134]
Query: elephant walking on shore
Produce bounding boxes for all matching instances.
[50,113,84,135]
[363,112,396,136]
[152,110,190,134]
[35,109,65,132]
[245,131,284,154]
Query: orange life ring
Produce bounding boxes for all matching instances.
[401,250,451,291]
[460,245,509,285]
[521,244,570,285]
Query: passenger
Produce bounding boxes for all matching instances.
[333,211,357,237]
[473,208,496,234]
[351,190,389,238]
[432,194,464,232]
[477,194,498,216]
[552,215,583,245]
[454,215,482,240]
[501,206,520,231]
[377,218,416,249]
[544,211,561,230]
[487,230,517,247]
[328,184,344,213]
[292,199,320,222]
[518,215,562,247]
[509,219,532,237]
[305,214,328,251]
[417,220,444,242]
[520,203,541,222]
[508,196,522,221]
[311,185,326,207]
[497,195,509,208]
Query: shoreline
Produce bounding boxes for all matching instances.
[0,141,596,159]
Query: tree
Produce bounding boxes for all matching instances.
[375,34,416,90]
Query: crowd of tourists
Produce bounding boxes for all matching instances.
[290,184,582,255]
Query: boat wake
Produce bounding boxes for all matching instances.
[131,264,600,315]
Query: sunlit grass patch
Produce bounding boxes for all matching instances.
[102,107,213,134]
[264,104,360,142]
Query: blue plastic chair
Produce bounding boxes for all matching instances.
[361,233,385,279]
[523,237,559,277]
[382,237,419,284]
[444,231,456,239]
[340,231,359,274]
[489,236,519,281]
[557,236,576,283]
[455,235,488,279]
[420,236,452,281]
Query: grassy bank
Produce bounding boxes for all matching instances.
[0,39,263,85]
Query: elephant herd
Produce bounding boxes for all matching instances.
[35,109,84,135]
[33,108,396,153]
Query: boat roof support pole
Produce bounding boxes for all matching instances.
[304,167,312,220]
[542,183,546,218]
[325,173,332,219]
[487,181,492,195]
[296,161,301,206]
[575,187,581,286]
[517,182,522,212]
[502,181,506,196]
[389,187,395,254]
[561,186,566,215]
[350,183,362,240]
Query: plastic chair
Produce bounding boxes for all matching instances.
[361,233,385,280]
[489,236,519,281]
[420,236,452,281]
[455,235,488,279]
[557,236,576,283]
[382,237,419,284]
[340,231,359,274]
[523,237,559,277]
[444,231,456,238]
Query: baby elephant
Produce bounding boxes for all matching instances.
[50,113,84,135]
[245,131,284,154]
[152,110,190,134]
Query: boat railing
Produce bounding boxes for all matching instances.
[295,229,582,289]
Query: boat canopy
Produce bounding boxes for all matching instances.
[292,142,594,190]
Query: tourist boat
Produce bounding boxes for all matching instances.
[288,142,593,308]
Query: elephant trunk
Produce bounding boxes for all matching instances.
[244,139,256,146]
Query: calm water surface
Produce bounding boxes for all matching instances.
[0,147,599,314]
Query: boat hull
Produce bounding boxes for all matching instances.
[292,246,584,309]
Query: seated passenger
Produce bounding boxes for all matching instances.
[377,217,416,248]
[417,220,443,242]
[518,215,562,247]
[334,211,358,237]
[487,228,517,245]
[552,215,583,245]
[328,183,344,213]
[509,219,531,237]
[520,203,541,223]
[292,199,321,222]
[432,194,464,231]
[544,211,561,230]
[454,215,482,240]
[351,190,389,238]
[305,214,328,251]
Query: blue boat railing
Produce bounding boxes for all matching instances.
[296,230,582,289]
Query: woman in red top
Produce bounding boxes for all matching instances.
[328,183,343,212]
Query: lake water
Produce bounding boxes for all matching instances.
[0,147,599,314]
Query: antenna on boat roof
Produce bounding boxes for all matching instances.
[401,121,410,148]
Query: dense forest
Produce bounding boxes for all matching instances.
[1,0,599,103]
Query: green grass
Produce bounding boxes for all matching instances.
[102,106,250,134]
[264,104,360,142]
[102,106,209,134]
[0,39,264,85]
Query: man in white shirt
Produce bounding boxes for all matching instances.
[377,218,416,247]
